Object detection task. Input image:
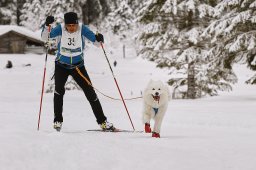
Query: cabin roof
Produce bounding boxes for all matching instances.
[0,25,43,44]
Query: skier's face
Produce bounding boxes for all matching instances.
[65,24,78,33]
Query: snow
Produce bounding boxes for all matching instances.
[186,28,200,44]
[0,44,256,170]
[198,4,215,18]
[161,0,175,14]
[186,0,196,11]
[249,1,256,8]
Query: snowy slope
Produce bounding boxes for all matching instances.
[0,45,256,170]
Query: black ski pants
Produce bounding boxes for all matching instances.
[54,63,107,124]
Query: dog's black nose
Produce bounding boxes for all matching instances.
[155,92,159,96]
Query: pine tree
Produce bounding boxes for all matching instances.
[102,0,134,38]
[16,0,26,25]
[80,0,103,25]
[20,0,45,30]
[20,0,116,30]
[136,0,234,98]
[44,0,81,24]
[202,0,256,84]
[0,0,16,25]
[20,0,82,30]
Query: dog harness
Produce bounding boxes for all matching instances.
[153,107,159,115]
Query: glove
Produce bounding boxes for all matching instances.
[44,38,57,48]
[45,16,54,26]
[95,33,104,43]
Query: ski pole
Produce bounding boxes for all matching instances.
[99,42,135,131]
[37,25,51,131]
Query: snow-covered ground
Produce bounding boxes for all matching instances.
[0,44,256,170]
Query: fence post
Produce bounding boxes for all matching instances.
[123,44,125,59]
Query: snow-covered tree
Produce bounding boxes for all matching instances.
[136,0,235,98]
[98,0,148,40]
[16,0,26,25]
[0,0,17,25]
[79,0,105,25]
[101,0,134,39]
[44,0,81,24]
[20,0,113,30]
[202,0,256,84]
[20,0,45,30]
[21,0,83,31]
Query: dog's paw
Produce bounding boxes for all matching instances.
[144,123,151,133]
[152,132,160,138]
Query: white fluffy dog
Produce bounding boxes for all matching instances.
[142,80,170,138]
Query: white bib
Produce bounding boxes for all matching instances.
[60,24,83,57]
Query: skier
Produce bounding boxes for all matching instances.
[41,12,115,131]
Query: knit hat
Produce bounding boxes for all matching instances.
[64,12,78,24]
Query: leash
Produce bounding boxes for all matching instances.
[75,67,142,101]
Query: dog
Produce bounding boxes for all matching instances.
[142,80,170,138]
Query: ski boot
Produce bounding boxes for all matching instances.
[53,121,62,132]
[100,121,115,132]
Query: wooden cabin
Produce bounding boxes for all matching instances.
[0,25,44,54]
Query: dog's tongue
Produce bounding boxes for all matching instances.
[153,95,160,102]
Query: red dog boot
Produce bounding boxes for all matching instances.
[152,132,160,138]
[144,123,151,133]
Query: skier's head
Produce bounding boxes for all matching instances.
[64,12,78,24]
[64,12,78,33]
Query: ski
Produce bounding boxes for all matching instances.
[87,129,143,133]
